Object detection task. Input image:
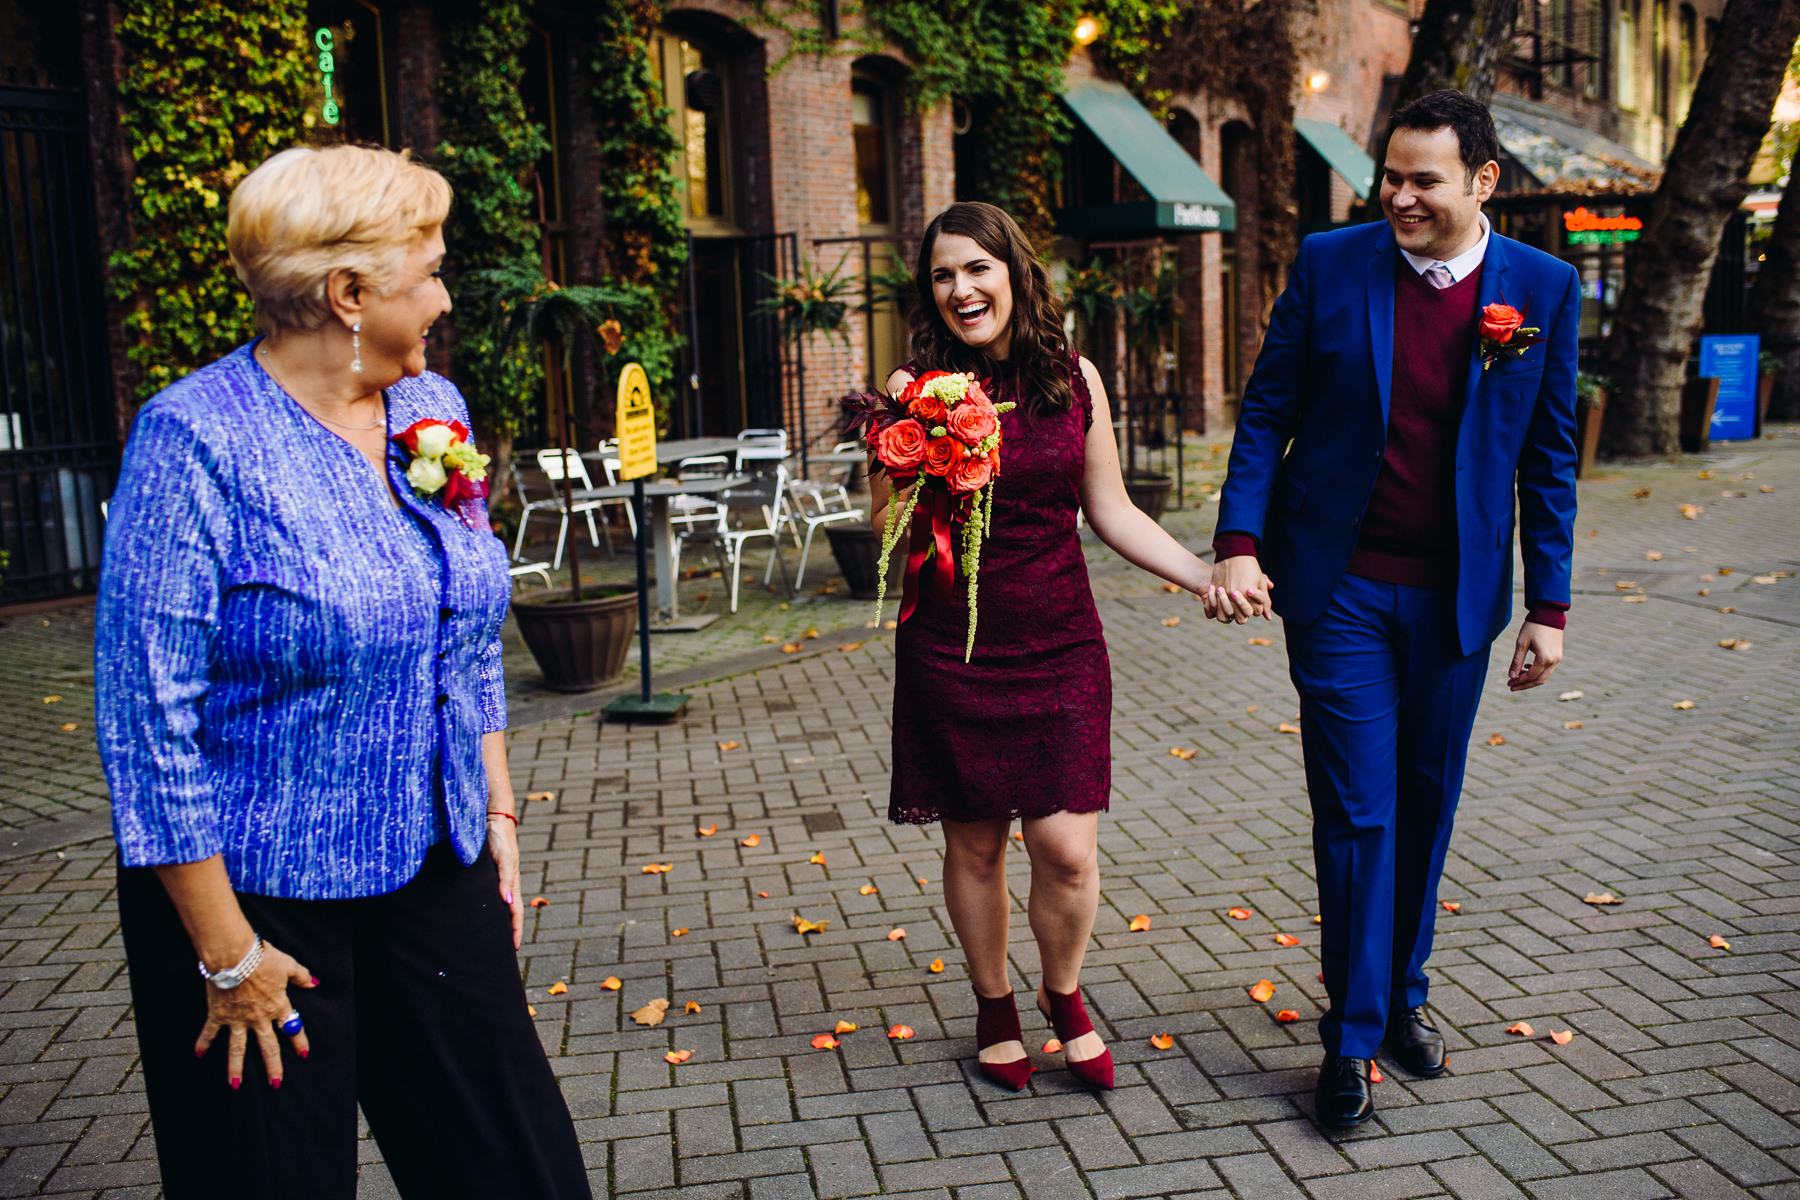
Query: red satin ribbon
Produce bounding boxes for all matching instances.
[898,489,965,624]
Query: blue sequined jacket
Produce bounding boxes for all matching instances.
[96,342,511,899]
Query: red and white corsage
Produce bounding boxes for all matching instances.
[393,419,490,523]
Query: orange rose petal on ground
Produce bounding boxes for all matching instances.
[1549,1029,1574,1045]
[717,741,741,751]
[929,959,945,973]
[547,982,568,995]
[697,824,717,836]
[1442,902,1461,913]
[1129,915,1153,931]
[834,1020,858,1034]
[1486,734,1506,746]
[1506,1022,1534,1036]
[1162,583,1181,593]
[528,1005,537,1017]
[740,835,761,847]
[665,1050,692,1064]
[887,928,906,940]
[1162,616,1181,626]
[1274,934,1299,946]
[809,852,827,865]
[685,1001,701,1013]
[1277,722,1301,734]
[1012,831,1024,840]
[601,977,622,990]
[1249,980,1277,1003]
[888,1025,915,1040]
[860,884,879,895]
[1044,1038,1063,1053]
[671,928,689,937]
[756,891,770,898]
[1709,935,1731,949]
[1150,1033,1175,1050]
[1312,915,1322,924]
[1275,1009,1299,1022]
[530,897,549,907]
[1249,637,1273,646]
[1169,747,1197,759]
[810,1034,839,1050]
[1228,908,1254,920]
[1369,1065,1383,1082]
[642,863,674,874]
[917,877,929,886]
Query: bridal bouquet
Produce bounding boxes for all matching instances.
[841,371,1015,661]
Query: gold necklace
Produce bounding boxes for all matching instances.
[258,345,385,431]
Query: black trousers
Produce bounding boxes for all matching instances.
[118,842,591,1200]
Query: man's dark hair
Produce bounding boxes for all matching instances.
[1388,89,1500,191]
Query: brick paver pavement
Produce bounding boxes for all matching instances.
[0,431,1793,1197]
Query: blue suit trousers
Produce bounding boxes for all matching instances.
[1285,573,1488,1059]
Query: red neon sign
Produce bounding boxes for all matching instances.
[1563,207,1643,233]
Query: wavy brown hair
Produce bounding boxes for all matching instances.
[908,202,1072,416]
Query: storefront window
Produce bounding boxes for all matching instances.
[305,0,392,147]
[652,30,736,228]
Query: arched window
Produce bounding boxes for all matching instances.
[851,76,895,229]
[651,28,742,231]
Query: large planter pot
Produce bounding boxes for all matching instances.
[512,588,638,693]
[1679,377,1721,453]
[1123,472,1174,523]
[826,524,901,601]
[1575,395,1604,478]
[1756,373,1775,437]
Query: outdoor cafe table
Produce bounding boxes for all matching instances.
[580,436,743,476]
[581,474,749,621]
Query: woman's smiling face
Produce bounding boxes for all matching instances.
[930,233,1013,360]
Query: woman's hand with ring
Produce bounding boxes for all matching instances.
[195,942,316,1089]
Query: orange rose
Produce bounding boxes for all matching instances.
[1480,303,1524,345]
[946,450,994,495]
[947,397,998,445]
[874,420,928,473]
[908,392,949,425]
[923,435,965,477]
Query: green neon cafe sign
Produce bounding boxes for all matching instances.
[314,28,340,125]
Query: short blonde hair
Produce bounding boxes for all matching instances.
[228,145,452,335]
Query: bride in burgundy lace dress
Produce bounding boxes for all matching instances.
[871,203,1265,1091]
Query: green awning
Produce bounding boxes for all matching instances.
[1294,118,1378,200]
[1058,76,1236,235]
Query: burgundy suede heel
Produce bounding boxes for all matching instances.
[1040,986,1115,1090]
[973,988,1036,1091]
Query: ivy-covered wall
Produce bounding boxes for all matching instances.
[109,0,312,402]
[433,0,550,454]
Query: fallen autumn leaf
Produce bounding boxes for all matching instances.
[632,999,670,1027]
[1583,892,1622,905]
[794,916,829,934]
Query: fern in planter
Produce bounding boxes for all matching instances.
[757,256,860,345]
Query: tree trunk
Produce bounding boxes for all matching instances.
[1354,0,1524,220]
[1748,173,1800,422]
[1603,0,1800,457]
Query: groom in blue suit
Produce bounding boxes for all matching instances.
[1209,91,1578,1126]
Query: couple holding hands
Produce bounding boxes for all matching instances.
[881,89,1577,1127]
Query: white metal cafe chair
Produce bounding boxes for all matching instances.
[668,454,731,535]
[513,449,611,568]
[593,441,639,540]
[735,428,789,472]
[509,561,553,589]
[673,464,793,613]
[779,476,864,592]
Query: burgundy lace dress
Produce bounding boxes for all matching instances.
[888,359,1112,825]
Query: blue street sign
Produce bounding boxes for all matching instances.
[1701,335,1760,441]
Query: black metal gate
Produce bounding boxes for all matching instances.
[0,84,116,602]
[0,85,115,604]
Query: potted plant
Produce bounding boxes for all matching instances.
[1574,371,1607,478]
[825,521,902,600]
[757,254,859,345]
[462,265,667,692]
[1757,350,1781,437]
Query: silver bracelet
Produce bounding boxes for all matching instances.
[197,934,263,990]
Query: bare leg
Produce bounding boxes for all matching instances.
[941,818,1024,1064]
[1022,810,1104,1061]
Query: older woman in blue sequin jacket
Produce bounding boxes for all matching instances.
[96,146,589,1200]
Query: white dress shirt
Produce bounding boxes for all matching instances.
[1399,213,1490,284]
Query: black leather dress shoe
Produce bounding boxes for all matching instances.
[1314,1054,1374,1126]
[1387,1006,1447,1077]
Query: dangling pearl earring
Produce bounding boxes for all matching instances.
[351,322,363,374]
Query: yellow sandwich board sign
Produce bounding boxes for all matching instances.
[615,362,657,481]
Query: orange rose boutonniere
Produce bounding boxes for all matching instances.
[1478,300,1545,370]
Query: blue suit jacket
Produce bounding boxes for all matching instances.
[1217,220,1581,657]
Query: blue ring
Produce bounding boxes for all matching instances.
[280,1012,304,1037]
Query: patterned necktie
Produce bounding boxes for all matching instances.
[1425,263,1454,290]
